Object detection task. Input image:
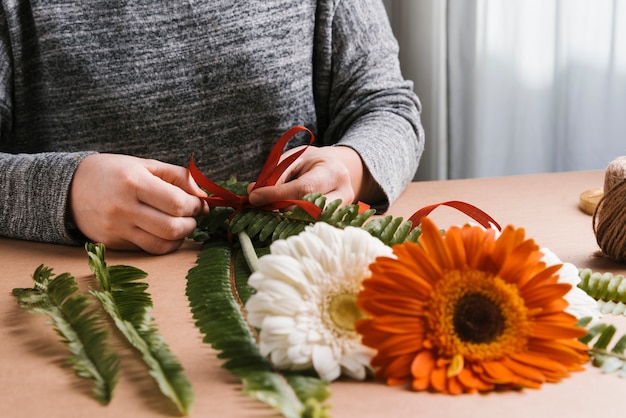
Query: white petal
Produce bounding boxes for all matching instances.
[286,328,311,353]
[312,344,341,381]
[541,247,601,321]
[287,344,313,366]
[268,347,290,368]
[340,356,369,381]
[252,255,311,289]
[244,284,304,328]
[260,315,296,334]
[250,278,303,304]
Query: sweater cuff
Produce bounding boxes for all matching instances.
[0,151,96,245]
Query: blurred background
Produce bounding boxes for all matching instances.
[382,0,625,181]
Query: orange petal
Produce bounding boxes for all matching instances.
[519,264,561,291]
[498,241,543,286]
[447,375,466,394]
[457,366,494,392]
[411,350,436,379]
[371,333,425,357]
[528,339,589,365]
[528,298,570,316]
[442,226,468,270]
[510,352,568,375]
[419,218,455,270]
[359,332,390,350]
[531,312,581,331]
[500,357,547,384]
[358,294,425,316]
[370,315,426,334]
[430,365,448,393]
[387,376,411,386]
[481,360,517,384]
[532,321,588,339]
[394,242,444,284]
[491,226,523,264]
[462,225,496,270]
[412,375,430,391]
[364,268,433,299]
[381,353,416,380]
[523,283,572,307]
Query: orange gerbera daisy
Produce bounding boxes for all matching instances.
[356,217,590,394]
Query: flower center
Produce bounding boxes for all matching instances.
[328,293,365,332]
[427,269,532,360]
[453,293,504,343]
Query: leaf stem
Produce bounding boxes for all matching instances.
[589,348,626,362]
[238,231,260,273]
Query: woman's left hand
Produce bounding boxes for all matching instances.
[247,145,381,207]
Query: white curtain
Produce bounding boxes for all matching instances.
[385,0,626,180]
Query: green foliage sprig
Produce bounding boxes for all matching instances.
[186,241,330,418]
[578,268,626,315]
[578,317,626,377]
[12,265,119,405]
[577,269,626,378]
[578,268,626,303]
[86,243,194,416]
[13,245,194,414]
[193,190,421,248]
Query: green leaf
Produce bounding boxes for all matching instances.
[186,241,330,418]
[12,265,119,405]
[579,317,626,377]
[578,268,626,304]
[193,192,420,248]
[86,243,194,415]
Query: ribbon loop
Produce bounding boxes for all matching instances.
[189,126,322,220]
[408,200,501,231]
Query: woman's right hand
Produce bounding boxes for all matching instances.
[70,154,208,254]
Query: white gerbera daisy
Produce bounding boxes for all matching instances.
[245,222,394,381]
[541,247,601,322]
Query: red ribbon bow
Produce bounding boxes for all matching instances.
[189,126,323,219]
[408,200,502,231]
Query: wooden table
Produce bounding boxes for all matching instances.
[2,170,625,418]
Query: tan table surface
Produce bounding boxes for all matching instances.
[2,170,626,418]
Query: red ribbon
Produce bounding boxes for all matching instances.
[189,126,323,220]
[408,200,502,231]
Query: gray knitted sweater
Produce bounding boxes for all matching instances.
[0,0,423,245]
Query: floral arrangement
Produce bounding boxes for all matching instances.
[11,127,626,417]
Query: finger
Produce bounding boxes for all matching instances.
[136,172,207,218]
[87,201,196,254]
[119,227,187,255]
[132,202,200,242]
[248,176,329,206]
[273,147,307,184]
[146,159,208,197]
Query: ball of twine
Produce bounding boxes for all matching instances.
[593,156,626,263]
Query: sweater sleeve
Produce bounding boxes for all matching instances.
[0,151,95,245]
[315,0,425,212]
[0,10,89,245]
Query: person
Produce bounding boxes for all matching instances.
[0,1,424,255]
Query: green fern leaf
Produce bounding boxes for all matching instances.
[578,268,626,303]
[597,300,626,316]
[186,241,330,418]
[189,177,248,241]
[198,192,419,248]
[12,265,119,405]
[579,317,626,377]
[86,243,194,415]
